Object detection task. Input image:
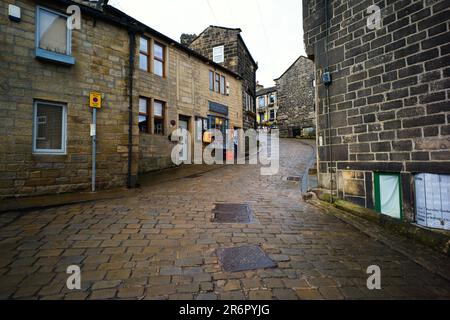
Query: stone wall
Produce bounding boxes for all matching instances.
[302,0,450,218]
[0,0,133,198]
[190,26,257,129]
[275,56,316,138]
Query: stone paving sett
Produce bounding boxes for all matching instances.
[0,139,450,300]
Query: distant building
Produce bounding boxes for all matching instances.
[275,56,316,138]
[256,86,278,129]
[189,26,258,130]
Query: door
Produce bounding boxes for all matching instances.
[375,173,402,219]
[179,118,189,162]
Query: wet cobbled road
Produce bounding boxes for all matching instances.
[1,139,450,300]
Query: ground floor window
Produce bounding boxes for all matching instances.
[139,97,150,133]
[153,100,165,135]
[374,173,402,219]
[415,173,450,230]
[33,100,67,154]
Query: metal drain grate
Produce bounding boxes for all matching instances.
[217,246,277,272]
[212,203,253,223]
[286,176,301,181]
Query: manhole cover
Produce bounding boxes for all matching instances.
[212,203,253,223]
[217,246,277,272]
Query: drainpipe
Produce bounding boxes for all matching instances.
[127,30,136,188]
[323,0,335,203]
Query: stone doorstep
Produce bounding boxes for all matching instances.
[309,199,450,283]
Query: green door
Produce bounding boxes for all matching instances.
[374,173,403,219]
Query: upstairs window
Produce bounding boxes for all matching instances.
[215,73,220,93]
[213,45,224,63]
[36,6,74,65]
[259,96,266,108]
[153,42,165,77]
[139,37,150,72]
[209,70,214,91]
[269,93,276,104]
[220,75,226,95]
[33,100,67,154]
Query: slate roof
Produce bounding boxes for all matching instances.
[256,86,277,97]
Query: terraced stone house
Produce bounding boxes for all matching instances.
[303,0,450,230]
[0,0,243,198]
[256,86,278,129]
[189,26,259,130]
[275,55,316,138]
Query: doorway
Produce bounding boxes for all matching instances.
[179,115,190,162]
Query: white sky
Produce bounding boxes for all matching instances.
[108,0,307,87]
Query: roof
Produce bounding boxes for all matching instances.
[256,86,277,97]
[191,25,258,69]
[274,55,312,81]
[55,0,241,79]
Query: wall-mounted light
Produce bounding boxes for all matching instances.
[8,5,21,22]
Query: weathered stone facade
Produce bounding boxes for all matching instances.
[303,0,450,221]
[0,0,132,198]
[189,26,258,129]
[275,56,316,138]
[135,36,243,173]
[0,0,242,199]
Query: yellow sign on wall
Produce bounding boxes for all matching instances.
[89,92,102,109]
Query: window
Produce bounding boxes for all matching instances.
[269,93,275,104]
[258,96,265,108]
[36,6,74,65]
[139,97,150,133]
[153,42,165,77]
[213,45,224,63]
[33,100,66,154]
[374,173,402,220]
[245,93,255,112]
[270,110,275,120]
[153,100,165,135]
[220,75,226,95]
[415,173,450,230]
[139,37,150,72]
[215,73,220,93]
[209,70,214,91]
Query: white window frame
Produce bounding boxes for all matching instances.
[32,100,67,155]
[213,45,224,63]
[36,6,72,57]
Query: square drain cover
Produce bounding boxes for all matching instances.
[213,203,253,223]
[218,246,277,272]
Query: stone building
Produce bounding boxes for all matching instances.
[189,26,258,130]
[0,0,242,199]
[275,55,316,138]
[256,86,278,128]
[303,0,450,230]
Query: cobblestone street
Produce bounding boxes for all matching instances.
[1,139,450,300]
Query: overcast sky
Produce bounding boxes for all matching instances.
[108,0,307,87]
